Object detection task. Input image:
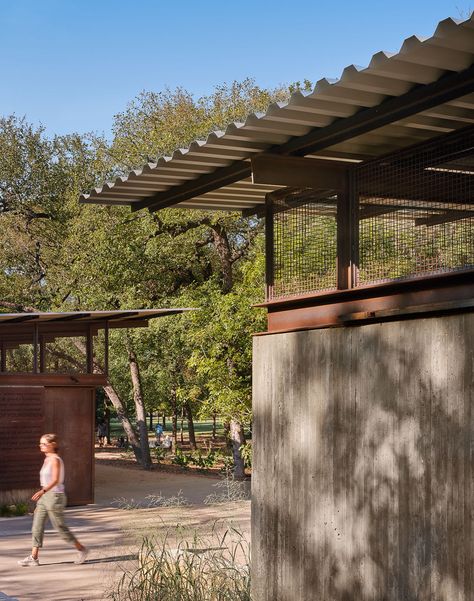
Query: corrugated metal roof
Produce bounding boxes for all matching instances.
[80,14,474,214]
[0,308,194,327]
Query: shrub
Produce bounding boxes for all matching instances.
[239,442,252,469]
[171,448,190,468]
[153,447,167,463]
[204,475,250,505]
[190,450,217,469]
[219,455,235,475]
[112,490,190,510]
[145,490,189,508]
[0,502,28,517]
[112,497,142,510]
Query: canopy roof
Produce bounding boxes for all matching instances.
[80,14,474,215]
[0,308,193,328]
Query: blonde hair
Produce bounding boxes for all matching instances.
[41,433,59,451]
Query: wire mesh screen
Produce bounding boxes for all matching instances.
[268,127,474,300]
[356,126,474,285]
[271,191,337,298]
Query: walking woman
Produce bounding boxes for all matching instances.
[18,433,88,566]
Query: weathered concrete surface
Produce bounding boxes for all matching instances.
[252,313,473,601]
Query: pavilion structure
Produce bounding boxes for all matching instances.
[0,309,190,505]
[80,14,474,601]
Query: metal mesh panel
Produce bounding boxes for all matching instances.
[356,127,474,285]
[268,127,474,300]
[272,192,337,298]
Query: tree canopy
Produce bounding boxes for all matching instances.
[0,79,290,470]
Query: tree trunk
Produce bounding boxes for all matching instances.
[211,224,233,293]
[230,419,246,480]
[127,341,152,470]
[103,384,141,462]
[223,421,232,450]
[149,412,153,431]
[185,401,197,450]
[212,412,217,441]
[162,415,166,429]
[180,407,184,445]
[171,391,178,447]
[105,403,111,445]
[49,341,142,461]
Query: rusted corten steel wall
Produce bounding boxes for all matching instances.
[0,387,45,499]
[252,313,473,601]
[0,386,95,505]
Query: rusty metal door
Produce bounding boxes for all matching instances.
[44,387,95,505]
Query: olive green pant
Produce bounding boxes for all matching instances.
[32,491,77,548]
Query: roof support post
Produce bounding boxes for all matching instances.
[337,172,359,290]
[39,337,45,373]
[0,342,5,373]
[104,321,109,377]
[265,195,275,301]
[86,326,94,374]
[33,323,39,374]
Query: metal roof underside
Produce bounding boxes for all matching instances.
[80,14,474,214]
[0,309,193,327]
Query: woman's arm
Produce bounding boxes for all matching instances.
[31,457,61,501]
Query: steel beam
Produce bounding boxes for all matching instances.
[251,155,349,190]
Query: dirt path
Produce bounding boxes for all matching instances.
[95,461,239,506]
[0,462,251,601]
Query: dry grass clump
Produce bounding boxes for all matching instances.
[109,526,250,601]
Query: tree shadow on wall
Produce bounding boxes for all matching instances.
[253,314,473,601]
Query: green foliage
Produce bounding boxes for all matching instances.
[0,116,103,310]
[185,244,266,424]
[110,78,290,169]
[287,79,313,94]
[0,501,28,517]
[239,442,252,469]
[189,450,217,469]
[219,456,235,475]
[153,446,168,463]
[172,448,190,468]
[0,78,291,459]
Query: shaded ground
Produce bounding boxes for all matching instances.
[0,461,251,601]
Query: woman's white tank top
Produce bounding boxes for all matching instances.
[40,455,65,493]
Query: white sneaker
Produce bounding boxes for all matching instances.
[74,548,89,564]
[18,555,39,567]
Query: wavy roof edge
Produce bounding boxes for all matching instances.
[80,13,474,212]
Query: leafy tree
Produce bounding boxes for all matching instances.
[0,79,290,472]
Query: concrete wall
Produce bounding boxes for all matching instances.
[252,313,473,601]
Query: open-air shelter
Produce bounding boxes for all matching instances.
[0,309,190,506]
[81,14,474,601]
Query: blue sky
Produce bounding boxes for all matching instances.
[0,0,471,138]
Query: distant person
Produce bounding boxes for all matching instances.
[18,433,88,567]
[155,423,164,444]
[97,421,107,447]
